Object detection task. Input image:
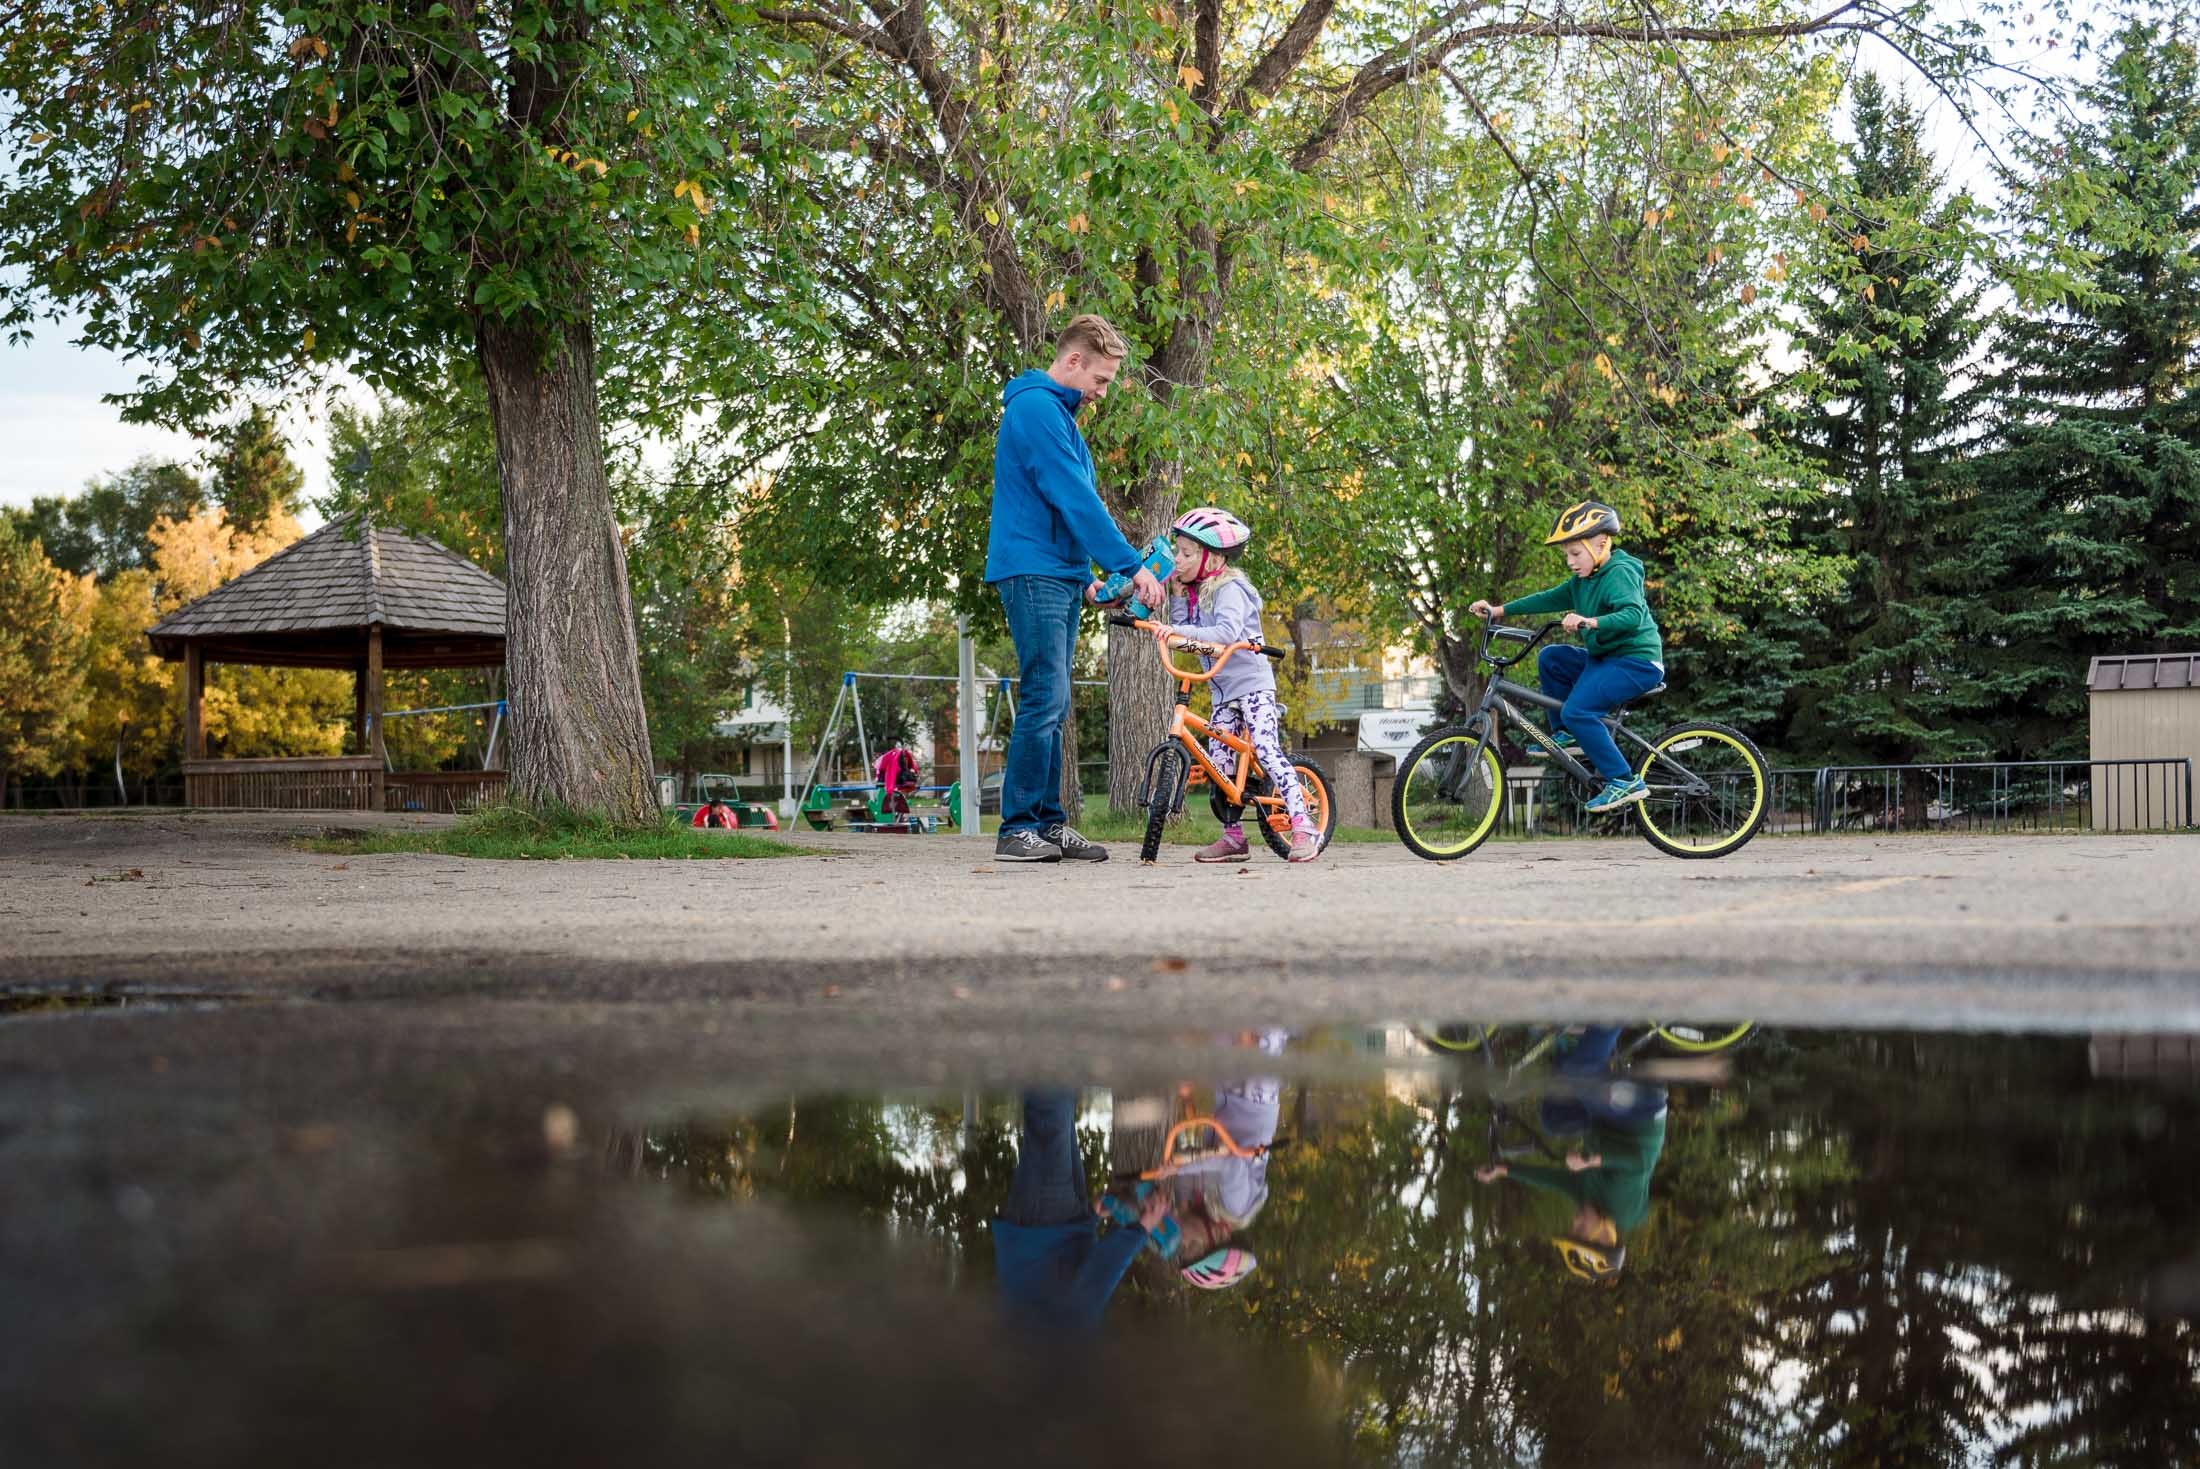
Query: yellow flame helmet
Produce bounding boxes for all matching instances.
[1551,1235,1626,1285]
[1544,501,1622,545]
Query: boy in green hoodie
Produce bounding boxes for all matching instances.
[1468,500,1663,814]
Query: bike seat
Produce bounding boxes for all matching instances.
[1622,683,1666,703]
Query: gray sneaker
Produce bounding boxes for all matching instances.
[1041,823,1108,862]
[994,829,1063,863]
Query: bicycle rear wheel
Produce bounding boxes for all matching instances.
[1393,727,1504,861]
[1255,754,1334,860]
[1414,1022,1498,1055]
[1634,721,1767,859]
[1140,746,1186,864]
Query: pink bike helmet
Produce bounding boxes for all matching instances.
[1181,1246,1258,1290]
[1171,507,1251,555]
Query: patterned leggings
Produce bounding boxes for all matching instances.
[1207,690,1311,830]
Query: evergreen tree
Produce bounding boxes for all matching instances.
[209,406,305,534]
[1780,76,1992,768]
[1960,18,2200,758]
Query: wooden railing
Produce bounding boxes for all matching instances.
[184,756,384,811]
[383,770,508,813]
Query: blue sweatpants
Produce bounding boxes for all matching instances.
[1536,644,1664,781]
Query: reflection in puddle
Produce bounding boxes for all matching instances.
[624,1028,2200,1466]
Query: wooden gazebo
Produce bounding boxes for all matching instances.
[147,516,508,811]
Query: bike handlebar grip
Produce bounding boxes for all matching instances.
[1259,645,1285,660]
[1107,613,1140,629]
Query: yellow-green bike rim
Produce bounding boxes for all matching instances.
[1414,1023,1498,1054]
[1650,1022,1756,1053]
[1635,727,1765,856]
[1398,736,1503,858]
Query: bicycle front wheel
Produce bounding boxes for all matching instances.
[1634,721,1767,859]
[1649,1022,1757,1054]
[1141,746,1186,864]
[1393,728,1504,861]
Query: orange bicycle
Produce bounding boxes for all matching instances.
[1110,613,1337,864]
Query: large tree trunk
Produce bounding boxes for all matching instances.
[1102,470,1183,813]
[475,313,658,825]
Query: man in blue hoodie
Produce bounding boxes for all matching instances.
[987,313,1163,863]
[991,1090,1159,1334]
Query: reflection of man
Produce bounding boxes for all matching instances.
[1475,1027,1667,1286]
[992,1092,1157,1332]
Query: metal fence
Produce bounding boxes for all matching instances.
[1490,756,2193,838]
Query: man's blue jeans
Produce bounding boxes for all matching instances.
[1003,1091,1089,1227]
[1536,644,1664,781]
[996,575,1084,835]
[1540,1026,1669,1133]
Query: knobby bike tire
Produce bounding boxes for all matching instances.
[1633,720,1768,859]
[1393,727,1505,861]
[1257,753,1336,860]
[1140,745,1186,864]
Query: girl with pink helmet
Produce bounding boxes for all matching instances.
[1159,506,1319,863]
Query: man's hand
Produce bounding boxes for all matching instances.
[1131,567,1166,610]
[1561,612,1599,633]
[1085,579,1111,605]
[1138,1189,1171,1231]
[1564,1150,1602,1172]
[1474,1163,1508,1183]
[1469,599,1501,619]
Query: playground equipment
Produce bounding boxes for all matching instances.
[795,669,1103,833]
[676,772,780,831]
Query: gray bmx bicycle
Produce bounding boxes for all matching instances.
[1391,614,1768,861]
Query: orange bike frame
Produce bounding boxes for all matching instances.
[1135,620,1285,821]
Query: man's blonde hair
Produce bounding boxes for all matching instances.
[1055,312,1128,363]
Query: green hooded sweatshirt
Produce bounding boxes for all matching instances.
[1503,548,1664,666]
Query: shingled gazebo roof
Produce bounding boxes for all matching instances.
[147,516,506,669]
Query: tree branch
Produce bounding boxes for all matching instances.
[1233,0,1339,113]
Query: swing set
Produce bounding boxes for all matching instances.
[795,669,1104,833]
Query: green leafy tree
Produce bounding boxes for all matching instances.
[5,458,205,581]
[325,376,505,576]
[1775,77,1993,770]
[0,519,91,803]
[0,2,797,822]
[1958,17,2200,758]
[209,405,307,534]
[730,0,1984,809]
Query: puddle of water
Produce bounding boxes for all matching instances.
[0,989,251,1020]
[619,1026,2200,1467]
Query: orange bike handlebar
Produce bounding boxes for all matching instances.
[1107,613,1285,684]
[1138,1115,1272,1181]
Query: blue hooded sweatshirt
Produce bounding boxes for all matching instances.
[987,370,1142,584]
[991,1217,1149,1334]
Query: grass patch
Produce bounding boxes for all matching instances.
[304,802,804,861]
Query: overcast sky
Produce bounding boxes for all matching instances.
[0,5,2102,518]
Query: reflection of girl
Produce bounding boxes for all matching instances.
[1164,1029,1288,1232]
[1474,1027,1666,1286]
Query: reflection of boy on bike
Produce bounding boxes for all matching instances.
[1467,501,1664,816]
[993,1091,1158,1333]
[1473,1027,1667,1285]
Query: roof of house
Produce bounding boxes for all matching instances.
[147,516,506,669]
[2088,653,2200,693]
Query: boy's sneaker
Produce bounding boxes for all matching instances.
[1286,827,1322,863]
[994,829,1063,862]
[1584,777,1649,815]
[1193,831,1250,863]
[1041,823,1108,862]
[1544,728,1575,749]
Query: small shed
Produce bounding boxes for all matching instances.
[147,516,508,811]
[2086,652,2199,830]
